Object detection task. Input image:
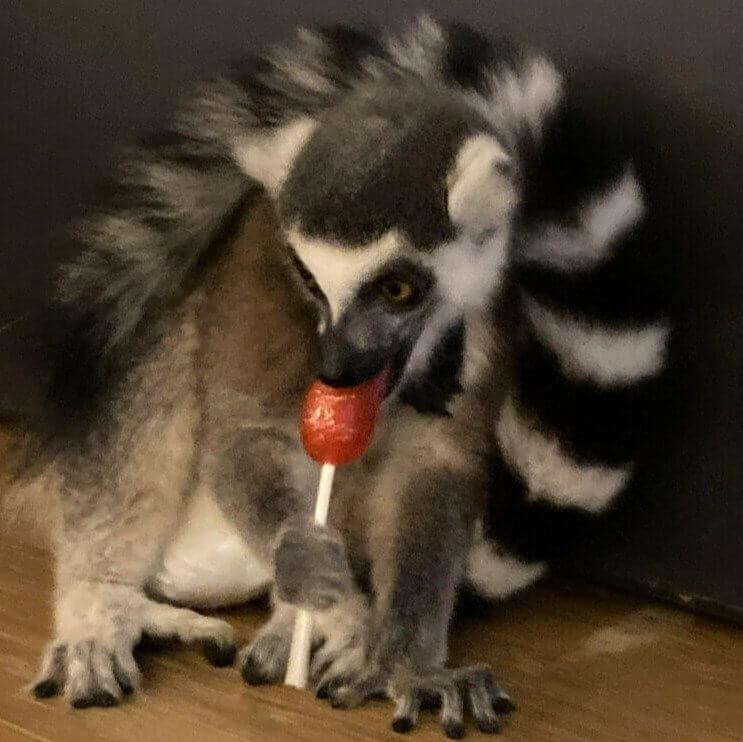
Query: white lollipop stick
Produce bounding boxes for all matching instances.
[284,462,336,688]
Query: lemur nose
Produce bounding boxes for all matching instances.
[319,335,384,388]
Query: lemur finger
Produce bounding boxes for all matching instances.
[239,632,290,686]
[328,675,385,709]
[315,674,348,700]
[310,648,334,681]
[459,665,515,714]
[32,643,66,699]
[483,677,516,714]
[141,602,237,664]
[391,690,421,733]
[111,644,141,695]
[439,686,465,739]
[67,640,122,709]
[466,682,501,734]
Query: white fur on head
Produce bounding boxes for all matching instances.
[447,134,516,239]
[232,117,318,196]
[422,133,517,317]
[287,228,404,323]
[429,232,510,314]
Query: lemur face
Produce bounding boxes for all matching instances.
[237,79,519,389]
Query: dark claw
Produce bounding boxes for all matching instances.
[492,694,517,714]
[203,640,237,667]
[118,680,135,696]
[476,715,502,734]
[32,679,60,699]
[391,716,415,734]
[315,676,345,700]
[442,718,464,739]
[329,693,348,709]
[110,653,136,695]
[316,685,329,700]
[241,655,273,686]
[72,691,119,709]
[328,684,362,709]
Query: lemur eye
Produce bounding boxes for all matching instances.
[380,277,417,307]
[290,251,323,297]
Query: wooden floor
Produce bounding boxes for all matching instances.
[0,526,740,742]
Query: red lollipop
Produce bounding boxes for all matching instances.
[300,368,389,465]
[285,367,389,690]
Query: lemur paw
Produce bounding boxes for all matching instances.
[323,663,515,738]
[32,582,236,708]
[239,627,292,686]
[312,637,366,699]
[274,516,353,611]
[240,594,370,688]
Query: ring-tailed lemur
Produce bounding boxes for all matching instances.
[6,15,668,737]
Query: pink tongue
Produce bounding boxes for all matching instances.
[300,366,390,466]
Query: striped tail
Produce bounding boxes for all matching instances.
[470,102,671,599]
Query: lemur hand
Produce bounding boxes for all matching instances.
[274,516,353,611]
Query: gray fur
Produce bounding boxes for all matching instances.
[279,80,492,249]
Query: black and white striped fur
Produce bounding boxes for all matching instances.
[470,90,670,597]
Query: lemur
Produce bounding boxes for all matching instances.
[7,16,668,738]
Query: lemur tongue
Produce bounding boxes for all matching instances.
[300,366,390,466]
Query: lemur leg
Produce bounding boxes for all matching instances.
[34,333,237,707]
[212,425,367,685]
[35,480,238,705]
[320,464,514,737]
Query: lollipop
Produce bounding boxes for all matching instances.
[284,368,388,688]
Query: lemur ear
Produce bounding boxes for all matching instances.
[233,117,318,197]
[447,134,518,241]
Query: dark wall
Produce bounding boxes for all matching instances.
[2,1,742,616]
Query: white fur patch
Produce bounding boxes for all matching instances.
[496,395,632,513]
[428,233,510,313]
[152,486,271,608]
[426,133,516,319]
[519,170,646,273]
[524,296,670,386]
[447,134,516,237]
[233,117,318,196]
[582,169,645,249]
[287,228,404,322]
[466,536,546,599]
